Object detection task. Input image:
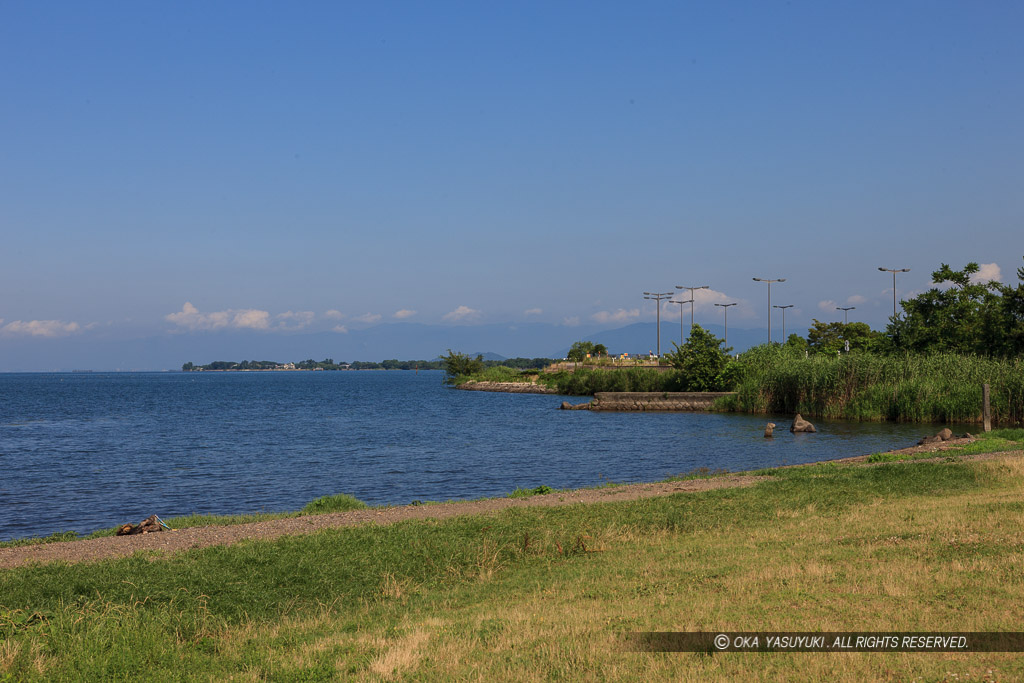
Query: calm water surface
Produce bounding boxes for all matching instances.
[0,371,941,540]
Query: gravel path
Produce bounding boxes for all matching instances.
[1,437,1014,570]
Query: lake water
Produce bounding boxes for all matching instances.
[0,371,941,541]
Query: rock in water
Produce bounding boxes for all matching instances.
[764,422,776,438]
[790,414,817,433]
[938,428,953,441]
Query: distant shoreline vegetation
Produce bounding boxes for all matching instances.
[182,357,555,373]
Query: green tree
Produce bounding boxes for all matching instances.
[663,324,734,391]
[442,349,484,384]
[807,320,883,355]
[784,333,808,354]
[889,261,1007,355]
[566,341,595,362]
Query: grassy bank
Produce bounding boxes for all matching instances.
[454,366,681,395]
[3,439,1024,679]
[720,347,1024,423]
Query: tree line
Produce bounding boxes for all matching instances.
[185,356,555,373]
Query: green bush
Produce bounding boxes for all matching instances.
[299,494,369,515]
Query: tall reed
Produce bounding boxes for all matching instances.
[721,346,1024,424]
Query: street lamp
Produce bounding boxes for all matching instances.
[643,291,673,357]
[715,302,737,348]
[836,306,855,325]
[773,304,794,341]
[675,285,709,338]
[753,277,786,343]
[878,267,910,322]
[670,299,693,348]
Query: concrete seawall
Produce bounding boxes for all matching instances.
[456,381,559,395]
[591,392,736,412]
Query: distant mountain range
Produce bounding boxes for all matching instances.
[0,321,775,372]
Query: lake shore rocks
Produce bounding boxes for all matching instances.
[790,414,817,433]
[456,381,558,394]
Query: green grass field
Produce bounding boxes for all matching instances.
[3,437,1024,680]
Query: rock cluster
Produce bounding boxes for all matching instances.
[917,428,972,445]
[790,414,817,433]
[116,514,164,536]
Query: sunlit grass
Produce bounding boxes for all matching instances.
[5,454,1024,679]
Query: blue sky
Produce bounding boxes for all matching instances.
[1,2,1022,364]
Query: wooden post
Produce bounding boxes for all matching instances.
[983,383,992,432]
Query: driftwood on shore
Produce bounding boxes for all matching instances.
[116,515,164,536]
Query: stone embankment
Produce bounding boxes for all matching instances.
[563,391,736,411]
[456,381,558,394]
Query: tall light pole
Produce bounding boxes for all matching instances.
[773,304,794,341]
[878,267,910,322]
[670,299,693,348]
[675,285,709,338]
[643,291,673,357]
[715,302,737,348]
[753,277,786,343]
[836,306,855,325]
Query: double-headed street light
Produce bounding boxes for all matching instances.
[643,291,673,357]
[675,285,709,338]
[670,299,693,348]
[878,267,910,322]
[836,306,855,325]
[715,302,737,348]
[753,277,786,343]
[773,304,794,341]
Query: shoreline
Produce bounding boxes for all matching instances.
[0,436,1001,570]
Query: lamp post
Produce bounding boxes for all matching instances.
[670,299,693,348]
[878,267,910,321]
[715,302,737,348]
[753,277,786,343]
[773,304,794,341]
[674,285,709,338]
[836,306,855,325]
[643,291,673,357]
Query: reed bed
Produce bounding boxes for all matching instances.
[541,367,681,395]
[721,347,1024,424]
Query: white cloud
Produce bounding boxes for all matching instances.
[846,295,867,305]
[231,309,271,330]
[562,316,581,327]
[443,305,481,322]
[591,308,640,324]
[353,312,382,324]
[393,309,417,319]
[276,311,315,330]
[818,300,838,312]
[324,309,345,320]
[332,325,349,334]
[165,302,271,331]
[2,319,81,338]
[971,263,1002,284]
[686,287,735,310]
[524,308,543,316]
